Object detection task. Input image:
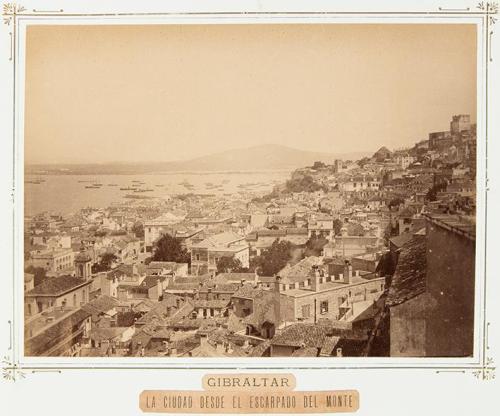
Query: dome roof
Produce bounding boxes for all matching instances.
[75,250,92,263]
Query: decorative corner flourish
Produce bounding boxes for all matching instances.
[477,2,499,12]
[2,3,25,25]
[477,3,498,61]
[472,322,496,380]
[472,357,496,380]
[2,355,25,381]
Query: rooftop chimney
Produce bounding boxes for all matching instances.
[311,265,321,292]
[274,275,281,294]
[343,260,353,284]
[216,341,225,354]
[254,270,259,287]
[274,275,281,327]
[199,334,208,348]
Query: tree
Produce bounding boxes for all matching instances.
[152,234,190,264]
[303,235,329,257]
[358,157,371,168]
[132,222,145,239]
[251,239,294,276]
[332,219,343,236]
[426,182,447,202]
[110,230,127,236]
[117,311,142,327]
[312,161,326,170]
[388,197,404,210]
[25,266,48,287]
[284,174,328,194]
[92,253,118,273]
[216,257,247,274]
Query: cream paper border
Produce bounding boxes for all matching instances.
[0,0,497,382]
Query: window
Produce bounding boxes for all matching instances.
[320,301,328,314]
[301,304,311,319]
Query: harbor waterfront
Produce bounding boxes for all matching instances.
[24,171,290,216]
[23,114,477,358]
[22,24,478,360]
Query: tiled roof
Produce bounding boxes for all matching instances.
[291,347,319,357]
[389,232,414,249]
[174,277,206,285]
[141,275,167,289]
[193,299,230,309]
[150,328,173,339]
[89,327,128,342]
[319,336,340,356]
[200,282,241,293]
[82,295,120,315]
[232,284,265,299]
[424,214,476,241]
[249,340,271,357]
[193,231,245,249]
[386,236,427,307]
[25,308,91,356]
[26,275,90,297]
[243,292,278,327]
[279,256,323,279]
[335,236,378,246]
[132,299,158,313]
[135,297,183,325]
[165,282,199,291]
[161,294,182,308]
[271,323,339,348]
[148,261,187,272]
[216,272,256,282]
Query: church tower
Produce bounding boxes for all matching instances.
[75,244,92,281]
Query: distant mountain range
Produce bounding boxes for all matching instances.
[26,144,371,175]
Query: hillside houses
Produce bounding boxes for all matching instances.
[23,113,477,357]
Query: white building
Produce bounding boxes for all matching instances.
[144,213,186,252]
[395,154,415,170]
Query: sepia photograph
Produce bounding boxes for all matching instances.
[22,22,478,358]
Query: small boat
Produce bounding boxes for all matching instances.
[107,184,118,186]
[124,194,153,199]
[120,187,135,191]
[85,185,100,189]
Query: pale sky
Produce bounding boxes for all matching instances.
[25,24,477,164]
